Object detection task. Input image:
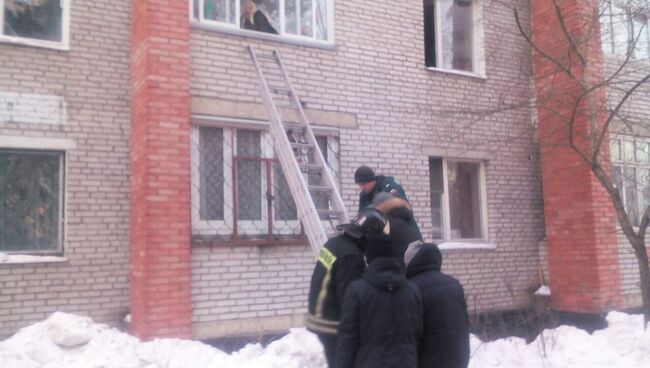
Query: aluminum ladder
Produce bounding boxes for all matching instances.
[247,46,349,257]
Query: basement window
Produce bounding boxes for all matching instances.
[1,0,69,49]
[191,0,331,43]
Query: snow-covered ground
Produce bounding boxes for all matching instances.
[1,311,649,368]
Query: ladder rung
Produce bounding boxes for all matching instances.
[290,142,313,149]
[270,87,292,96]
[256,54,277,62]
[309,185,332,192]
[318,209,343,218]
[275,103,297,109]
[298,163,322,171]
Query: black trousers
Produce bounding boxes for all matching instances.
[318,333,338,368]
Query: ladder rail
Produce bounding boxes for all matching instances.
[247,46,328,257]
[272,49,350,225]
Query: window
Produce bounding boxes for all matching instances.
[0,149,64,254]
[191,125,339,243]
[1,0,69,49]
[601,1,650,60]
[611,138,650,226]
[191,0,331,42]
[429,157,487,241]
[424,0,482,74]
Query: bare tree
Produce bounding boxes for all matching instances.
[509,0,650,322]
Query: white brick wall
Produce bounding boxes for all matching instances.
[0,0,131,338]
[0,0,548,340]
[189,0,545,334]
[604,55,650,307]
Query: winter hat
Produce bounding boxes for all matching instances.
[365,234,395,263]
[404,240,424,267]
[354,166,376,184]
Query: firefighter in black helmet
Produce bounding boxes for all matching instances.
[306,207,388,368]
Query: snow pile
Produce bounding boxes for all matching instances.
[469,311,650,368]
[1,311,649,368]
[0,312,325,368]
[534,285,551,296]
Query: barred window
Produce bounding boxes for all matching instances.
[0,149,64,253]
[191,125,339,243]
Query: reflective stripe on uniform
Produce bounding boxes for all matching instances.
[318,247,337,270]
[315,247,337,318]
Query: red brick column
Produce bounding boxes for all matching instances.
[531,0,622,313]
[130,0,192,338]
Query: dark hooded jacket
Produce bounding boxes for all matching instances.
[336,257,423,368]
[375,197,422,260]
[406,244,470,368]
[358,175,407,210]
[306,234,366,335]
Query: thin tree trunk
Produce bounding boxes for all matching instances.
[630,236,650,324]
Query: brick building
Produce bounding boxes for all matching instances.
[0,0,646,340]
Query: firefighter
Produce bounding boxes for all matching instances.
[305,207,388,368]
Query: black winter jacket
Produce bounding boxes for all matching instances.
[406,245,470,368]
[336,257,423,368]
[306,234,366,335]
[358,175,407,210]
[375,197,423,260]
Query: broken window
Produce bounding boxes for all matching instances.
[2,0,64,43]
[424,0,477,73]
[193,0,330,41]
[0,149,63,253]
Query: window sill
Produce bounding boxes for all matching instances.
[436,241,496,251]
[190,21,335,50]
[0,253,68,265]
[0,36,69,51]
[426,67,486,81]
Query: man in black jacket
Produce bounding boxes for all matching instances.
[306,208,388,368]
[355,166,408,210]
[404,242,470,368]
[336,235,423,368]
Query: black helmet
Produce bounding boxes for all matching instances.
[339,207,388,239]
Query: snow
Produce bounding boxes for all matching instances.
[1,311,649,368]
[534,285,551,296]
[0,253,67,264]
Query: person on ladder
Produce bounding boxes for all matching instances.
[355,165,408,211]
[305,207,389,368]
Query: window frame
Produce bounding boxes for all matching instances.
[611,136,650,227]
[601,0,650,60]
[0,0,71,51]
[426,0,485,78]
[190,121,340,243]
[0,137,71,256]
[430,157,489,243]
[189,0,335,48]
